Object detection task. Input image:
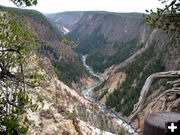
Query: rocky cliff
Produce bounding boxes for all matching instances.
[46,11,84,34]
[25,55,119,135]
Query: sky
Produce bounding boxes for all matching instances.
[0,0,165,13]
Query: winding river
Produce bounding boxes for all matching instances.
[81,55,138,135]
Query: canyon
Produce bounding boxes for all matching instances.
[0,5,179,135]
[48,11,180,134]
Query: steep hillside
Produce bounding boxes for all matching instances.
[67,12,145,53]
[66,11,180,121]
[25,55,119,135]
[0,6,87,87]
[67,12,154,72]
[46,11,84,34]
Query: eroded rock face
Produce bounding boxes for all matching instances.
[93,72,126,104]
[26,56,117,135]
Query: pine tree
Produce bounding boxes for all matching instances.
[0,12,40,134]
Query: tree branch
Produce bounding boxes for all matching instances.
[129,70,180,122]
[150,89,180,113]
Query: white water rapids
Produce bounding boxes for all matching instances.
[81,55,138,135]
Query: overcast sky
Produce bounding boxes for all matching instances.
[0,0,165,13]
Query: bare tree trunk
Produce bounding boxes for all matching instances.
[129,71,180,122]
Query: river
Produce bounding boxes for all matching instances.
[81,55,138,135]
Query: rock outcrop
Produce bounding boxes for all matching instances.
[26,55,119,135]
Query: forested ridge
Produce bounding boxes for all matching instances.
[86,38,141,73]
[0,5,61,40]
[0,5,87,87]
[106,43,165,115]
[38,43,87,87]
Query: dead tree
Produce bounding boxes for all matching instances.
[129,70,180,122]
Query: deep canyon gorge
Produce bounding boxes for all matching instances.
[0,2,180,135]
